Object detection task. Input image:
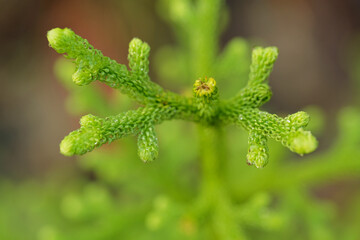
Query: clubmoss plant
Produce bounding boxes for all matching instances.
[45,1,326,239]
[48,28,317,168]
[0,0,358,240]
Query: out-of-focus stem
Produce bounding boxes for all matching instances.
[197,125,247,240]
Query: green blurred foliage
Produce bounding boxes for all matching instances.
[1,0,360,239]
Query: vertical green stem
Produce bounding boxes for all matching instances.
[197,125,247,240]
[198,125,222,195]
[189,0,222,78]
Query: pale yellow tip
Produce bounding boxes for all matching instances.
[60,137,75,156]
[193,77,217,97]
[47,28,74,52]
[289,130,318,155]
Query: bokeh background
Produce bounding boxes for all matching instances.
[1,0,360,239]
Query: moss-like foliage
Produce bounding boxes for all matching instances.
[48,27,317,168]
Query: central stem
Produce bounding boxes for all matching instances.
[197,125,246,240]
[198,125,223,191]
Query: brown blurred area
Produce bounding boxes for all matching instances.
[226,0,360,110]
[1,0,360,178]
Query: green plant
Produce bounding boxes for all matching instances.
[45,0,322,238]
[47,28,316,167]
[0,0,354,240]
[43,1,323,239]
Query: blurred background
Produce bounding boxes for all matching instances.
[1,0,360,239]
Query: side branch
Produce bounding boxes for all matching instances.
[248,47,278,86]
[220,107,317,155]
[60,106,179,156]
[47,28,164,104]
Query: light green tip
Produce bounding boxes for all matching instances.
[139,149,158,163]
[80,114,95,126]
[129,38,145,49]
[129,38,150,56]
[285,111,310,129]
[247,145,269,168]
[289,130,318,155]
[138,126,159,162]
[47,28,75,53]
[72,68,93,86]
[252,47,279,62]
[60,137,75,156]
